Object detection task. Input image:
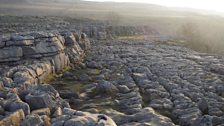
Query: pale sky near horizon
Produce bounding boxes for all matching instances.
[85,0,224,12]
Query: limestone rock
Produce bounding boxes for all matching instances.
[0,47,23,62]
[25,93,56,110]
[96,80,118,94]
[21,114,45,126]
[0,109,25,126]
[9,101,30,115]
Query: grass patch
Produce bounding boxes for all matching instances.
[42,66,71,84]
[87,69,101,75]
[163,40,186,46]
[42,73,56,84]
[65,82,84,93]
[115,35,145,41]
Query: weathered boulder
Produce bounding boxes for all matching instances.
[25,93,56,110]
[21,114,49,126]
[9,101,30,115]
[0,109,25,126]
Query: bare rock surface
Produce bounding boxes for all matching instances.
[0,31,117,126]
[1,25,224,126]
[50,39,224,126]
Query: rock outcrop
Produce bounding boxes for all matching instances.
[0,31,90,88]
[0,31,117,125]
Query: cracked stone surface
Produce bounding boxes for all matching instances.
[51,40,224,126]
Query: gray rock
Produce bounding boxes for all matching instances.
[51,115,71,124]
[25,93,56,110]
[64,33,77,46]
[1,77,13,86]
[95,74,105,81]
[4,93,21,110]
[193,115,213,126]
[11,34,34,41]
[27,84,59,99]
[96,80,118,94]
[0,41,5,48]
[198,98,208,114]
[62,107,76,115]
[6,40,34,46]
[79,74,91,81]
[117,85,130,93]
[59,90,79,99]
[52,121,65,126]
[21,114,44,126]
[62,71,74,79]
[0,47,23,60]
[87,61,98,69]
[9,101,30,115]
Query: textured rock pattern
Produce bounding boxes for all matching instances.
[76,40,224,126]
[0,31,118,126]
[0,31,90,88]
[1,29,224,126]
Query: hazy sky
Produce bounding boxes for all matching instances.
[86,0,224,12]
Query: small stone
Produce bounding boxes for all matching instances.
[79,74,90,81]
[198,98,208,114]
[96,80,118,94]
[62,108,76,115]
[117,85,130,93]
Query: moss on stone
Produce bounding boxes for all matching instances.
[42,73,56,84]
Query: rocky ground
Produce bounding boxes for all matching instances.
[0,16,152,40]
[50,39,224,126]
[0,15,224,126]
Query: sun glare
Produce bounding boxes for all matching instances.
[86,0,224,12]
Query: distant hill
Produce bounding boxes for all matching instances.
[0,0,222,19]
[0,0,27,3]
